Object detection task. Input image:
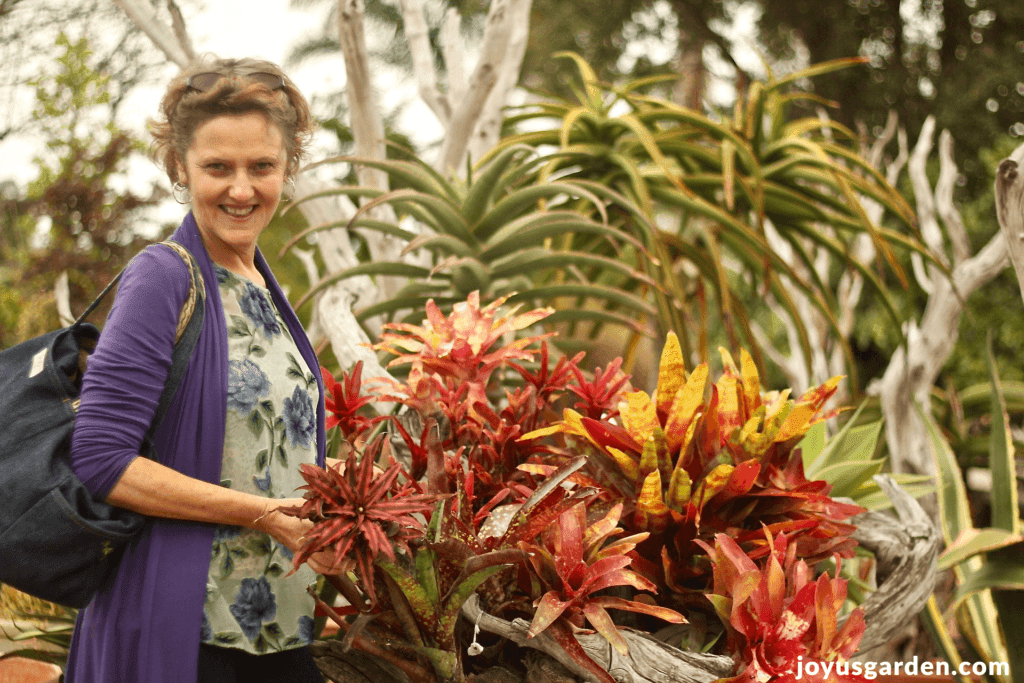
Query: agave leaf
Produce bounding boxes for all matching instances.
[851,474,935,511]
[553,51,604,109]
[462,144,534,227]
[507,284,656,316]
[277,218,418,259]
[281,185,383,218]
[984,334,1019,534]
[474,182,608,242]
[293,261,437,310]
[304,154,460,204]
[480,213,649,262]
[949,560,1024,612]
[765,56,869,93]
[401,232,476,258]
[489,248,658,288]
[939,528,1024,571]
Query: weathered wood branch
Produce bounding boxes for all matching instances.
[434,0,517,174]
[466,0,532,164]
[336,0,387,192]
[111,0,193,67]
[398,0,450,125]
[995,141,1024,296]
[456,476,937,683]
[441,8,466,107]
[850,475,940,653]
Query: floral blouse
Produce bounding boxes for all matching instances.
[200,265,320,654]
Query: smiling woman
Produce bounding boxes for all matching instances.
[179,113,287,285]
[65,57,331,683]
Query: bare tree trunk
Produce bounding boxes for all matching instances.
[995,141,1024,295]
[875,120,1010,476]
[111,0,193,67]
[434,0,522,174]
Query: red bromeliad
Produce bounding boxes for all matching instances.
[521,502,685,656]
[522,332,864,596]
[322,361,382,440]
[281,436,441,604]
[698,531,866,682]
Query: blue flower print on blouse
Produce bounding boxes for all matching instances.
[253,471,272,492]
[227,358,271,415]
[282,385,315,449]
[240,283,281,338]
[298,615,315,645]
[229,577,278,641]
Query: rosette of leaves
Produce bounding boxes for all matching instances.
[282,436,440,604]
[370,293,632,500]
[520,502,685,657]
[321,361,384,443]
[280,142,659,340]
[492,52,941,380]
[698,531,865,682]
[523,332,864,597]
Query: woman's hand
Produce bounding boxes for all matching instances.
[256,498,344,574]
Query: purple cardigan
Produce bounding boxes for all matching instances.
[66,214,326,683]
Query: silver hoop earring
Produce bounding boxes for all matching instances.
[284,175,296,200]
[172,182,190,205]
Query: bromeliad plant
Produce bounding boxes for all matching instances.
[522,331,864,601]
[285,294,873,682]
[699,531,866,682]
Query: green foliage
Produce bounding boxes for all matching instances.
[0,33,164,349]
[919,336,1024,683]
[492,53,930,381]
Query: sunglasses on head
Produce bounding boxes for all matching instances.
[186,71,285,93]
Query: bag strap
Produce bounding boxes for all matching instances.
[142,241,206,458]
[72,240,207,461]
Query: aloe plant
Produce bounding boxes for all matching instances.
[492,52,939,378]
[917,335,1024,683]
[280,144,658,339]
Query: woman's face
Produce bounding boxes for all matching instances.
[178,112,287,256]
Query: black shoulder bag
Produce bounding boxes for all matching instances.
[0,240,205,608]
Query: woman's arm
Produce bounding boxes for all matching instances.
[106,457,335,570]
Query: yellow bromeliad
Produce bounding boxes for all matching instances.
[522,332,860,594]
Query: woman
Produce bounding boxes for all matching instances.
[67,57,331,683]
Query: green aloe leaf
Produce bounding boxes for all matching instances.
[985,333,1019,534]
[939,528,1024,571]
[293,262,438,310]
[949,560,1024,611]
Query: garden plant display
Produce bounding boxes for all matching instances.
[278,292,879,683]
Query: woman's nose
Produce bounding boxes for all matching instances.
[229,173,255,201]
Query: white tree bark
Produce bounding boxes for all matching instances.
[398,0,450,126]
[111,0,193,67]
[995,141,1024,295]
[434,0,519,174]
[874,122,1011,475]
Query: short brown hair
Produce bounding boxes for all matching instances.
[150,55,314,185]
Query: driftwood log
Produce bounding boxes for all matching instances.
[313,475,940,683]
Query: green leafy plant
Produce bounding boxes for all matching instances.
[490,52,937,377]
[918,335,1024,683]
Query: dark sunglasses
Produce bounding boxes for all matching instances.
[186,71,285,93]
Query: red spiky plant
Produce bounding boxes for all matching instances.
[285,293,871,683]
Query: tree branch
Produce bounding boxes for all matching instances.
[111,0,193,67]
[995,141,1024,298]
[434,0,516,174]
[398,0,450,125]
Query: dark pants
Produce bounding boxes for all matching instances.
[196,644,325,683]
